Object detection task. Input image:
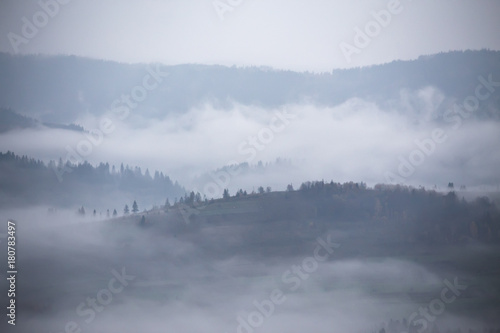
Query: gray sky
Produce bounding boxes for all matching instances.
[1,0,499,71]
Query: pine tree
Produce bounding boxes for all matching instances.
[113,209,117,217]
[124,204,129,215]
[132,200,139,213]
[188,192,195,205]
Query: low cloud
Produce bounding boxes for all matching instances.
[0,207,483,332]
[1,88,499,197]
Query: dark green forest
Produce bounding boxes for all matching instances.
[0,151,185,208]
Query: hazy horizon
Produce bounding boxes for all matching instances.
[1,0,500,71]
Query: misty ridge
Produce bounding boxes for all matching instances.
[0,151,185,210]
[1,49,500,124]
[1,49,500,193]
[0,49,500,333]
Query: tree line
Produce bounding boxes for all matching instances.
[0,151,185,208]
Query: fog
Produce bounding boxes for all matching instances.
[1,2,499,332]
[1,87,499,199]
[0,207,486,333]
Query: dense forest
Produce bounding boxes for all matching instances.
[143,180,500,248]
[2,149,499,247]
[0,151,185,208]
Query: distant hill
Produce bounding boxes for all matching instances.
[1,50,499,123]
[0,108,85,133]
[111,179,500,327]
[133,180,500,250]
[0,151,186,209]
[0,107,38,132]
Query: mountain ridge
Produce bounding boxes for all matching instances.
[1,49,499,123]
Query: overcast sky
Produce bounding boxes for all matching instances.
[0,0,499,71]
